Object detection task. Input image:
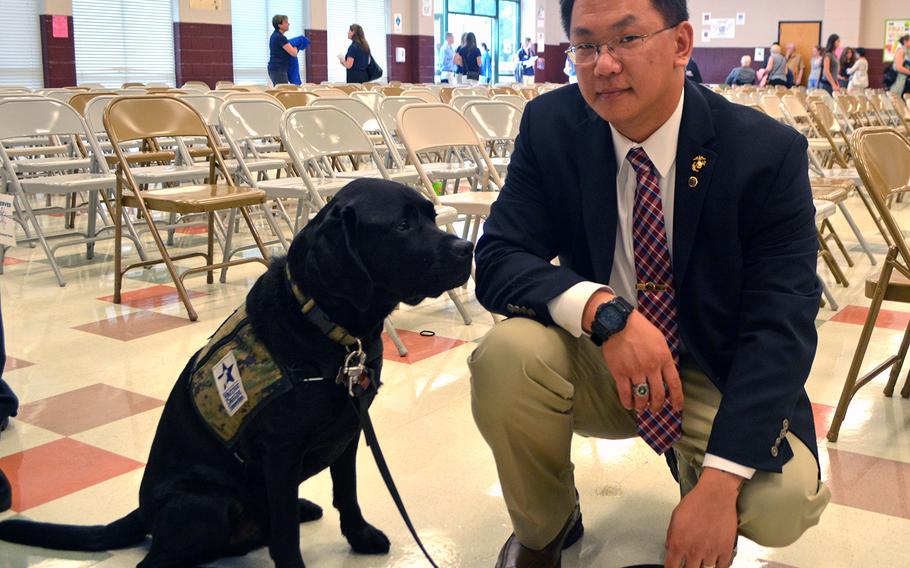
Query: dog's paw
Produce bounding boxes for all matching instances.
[298,498,323,523]
[342,522,391,554]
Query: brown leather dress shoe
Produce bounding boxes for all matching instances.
[494,505,583,568]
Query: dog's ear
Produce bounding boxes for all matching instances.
[303,204,374,313]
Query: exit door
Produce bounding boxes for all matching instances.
[779,21,822,87]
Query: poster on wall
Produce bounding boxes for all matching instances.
[701,30,711,43]
[422,0,432,17]
[736,12,746,26]
[884,20,910,62]
[189,0,222,10]
[709,18,736,39]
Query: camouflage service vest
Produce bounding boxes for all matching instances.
[188,304,293,449]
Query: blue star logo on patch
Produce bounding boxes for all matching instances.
[218,363,236,385]
[212,351,248,416]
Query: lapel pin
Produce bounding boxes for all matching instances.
[692,155,707,173]
[688,176,699,188]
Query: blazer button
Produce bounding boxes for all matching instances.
[771,446,779,457]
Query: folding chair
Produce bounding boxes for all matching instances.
[491,94,526,110]
[377,86,404,97]
[351,90,383,113]
[451,95,490,112]
[815,199,841,310]
[396,102,503,245]
[0,98,145,285]
[827,126,910,442]
[274,91,319,109]
[461,100,522,178]
[400,90,438,103]
[105,95,271,321]
[311,88,349,98]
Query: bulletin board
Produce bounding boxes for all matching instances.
[884,19,910,63]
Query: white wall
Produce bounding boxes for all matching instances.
[174,0,232,25]
[689,0,826,47]
[860,0,910,47]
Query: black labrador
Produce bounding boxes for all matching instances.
[0,179,474,568]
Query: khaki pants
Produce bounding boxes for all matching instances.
[469,318,830,550]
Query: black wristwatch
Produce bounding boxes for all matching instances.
[590,296,634,346]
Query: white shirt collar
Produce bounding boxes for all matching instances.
[610,88,685,178]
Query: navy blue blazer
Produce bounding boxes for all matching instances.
[474,80,821,472]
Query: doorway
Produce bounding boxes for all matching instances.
[779,21,822,87]
[448,13,495,81]
[434,0,521,84]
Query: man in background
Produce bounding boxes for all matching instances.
[786,43,806,86]
[438,32,457,84]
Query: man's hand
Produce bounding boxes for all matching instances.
[664,468,743,568]
[583,291,684,414]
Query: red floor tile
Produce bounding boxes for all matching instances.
[4,356,34,372]
[825,448,910,520]
[16,383,164,436]
[830,305,910,331]
[175,226,208,235]
[382,329,467,364]
[73,310,194,341]
[0,438,144,512]
[97,284,207,310]
[812,402,835,440]
[3,257,26,266]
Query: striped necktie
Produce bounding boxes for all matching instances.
[626,146,683,455]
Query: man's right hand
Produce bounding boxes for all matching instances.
[583,291,684,414]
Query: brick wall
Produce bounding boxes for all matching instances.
[39,15,76,88]
[173,22,233,88]
[304,29,328,84]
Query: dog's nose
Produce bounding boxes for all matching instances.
[452,240,474,258]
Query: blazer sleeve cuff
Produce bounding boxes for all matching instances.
[546,281,612,337]
[702,453,757,480]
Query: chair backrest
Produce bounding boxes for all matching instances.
[311,87,348,98]
[461,101,522,142]
[181,94,224,126]
[401,90,438,103]
[491,87,517,96]
[219,98,285,142]
[439,87,456,104]
[273,83,299,90]
[310,97,384,134]
[281,106,376,163]
[377,96,427,135]
[215,80,235,89]
[491,94,526,109]
[121,82,145,88]
[67,91,115,116]
[222,92,278,103]
[851,126,910,263]
[182,81,210,92]
[44,89,75,103]
[451,95,490,112]
[378,86,404,97]
[274,91,319,109]
[83,95,116,133]
[104,95,208,143]
[759,95,785,121]
[781,94,809,120]
[351,90,383,112]
[453,87,488,98]
[0,98,89,141]
[396,103,483,152]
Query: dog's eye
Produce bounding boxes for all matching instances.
[397,219,410,231]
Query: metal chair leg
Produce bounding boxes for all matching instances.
[384,318,408,357]
[837,202,876,265]
[447,289,472,325]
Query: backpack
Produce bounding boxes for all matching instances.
[883,65,898,89]
[367,55,383,81]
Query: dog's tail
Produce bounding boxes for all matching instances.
[0,508,146,551]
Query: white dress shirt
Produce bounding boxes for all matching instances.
[546,88,756,480]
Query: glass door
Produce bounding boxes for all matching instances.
[497,0,520,82]
[447,13,494,81]
[434,0,520,84]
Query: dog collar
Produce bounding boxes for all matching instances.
[285,264,359,348]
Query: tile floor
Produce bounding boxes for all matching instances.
[0,193,908,568]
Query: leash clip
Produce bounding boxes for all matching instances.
[337,339,366,397]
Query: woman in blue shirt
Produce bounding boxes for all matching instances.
[267,14,299,86]
[455,32,482,83]
[339,24,371,84]
[517,37,536,86]
[481,42,493,84]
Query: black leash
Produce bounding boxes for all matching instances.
[353,393,439,568]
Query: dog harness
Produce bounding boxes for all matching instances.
[188,304,293,449]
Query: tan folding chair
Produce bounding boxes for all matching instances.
[274,91,319,109]
[377,86,404,97]
[311,87,348,98]
[104,96,271,321]
[827,126,910,442]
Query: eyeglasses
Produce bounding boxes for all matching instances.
[565,24,680,65]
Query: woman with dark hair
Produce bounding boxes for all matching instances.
[820,34,841,94]
[847,47,868,91]
[339,24,371,84]
[454,32,482,83]
[267,14,299,86]
[891,34,910,95]
[517,37,537,85]
[838,47,855,89]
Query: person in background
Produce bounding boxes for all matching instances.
[685,57,702,83]
[891,34,910,95]
[785,43,805,86]
[517,37,537,85]
[807,46,822,89]
[563,54,577,84]
[847,47,869,92]
[267,14,299,86]
[481,42,493,84]
[764,43,788,87]
[339,24,371,84]
[0,298,19,513]
[455,32,483,83]
[725,55,757,86]
[438,32,457,84]
[456,33,468,83]
[286,34,311,85]
[820,34,841,94]
[838,47,856,89]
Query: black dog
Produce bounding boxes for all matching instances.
[0,179,474,567]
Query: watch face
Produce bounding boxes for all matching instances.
[601,306,626,331]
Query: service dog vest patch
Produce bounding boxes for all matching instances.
[188,304,293,448]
